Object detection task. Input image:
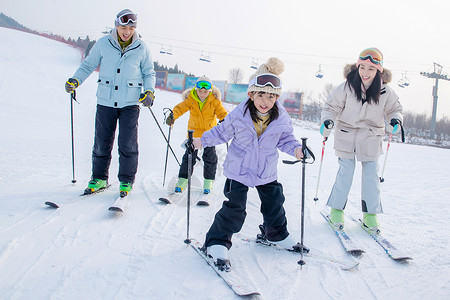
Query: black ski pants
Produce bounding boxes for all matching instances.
[204,179,289,249]
[91,104,140,184]
[178,146,217,180]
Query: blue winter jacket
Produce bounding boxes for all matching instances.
[72,29,155,108]
[201,100,301,188]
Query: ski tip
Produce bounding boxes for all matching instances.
[45,201,59,208]
[159,198,172,204]
[108,207,123,212]
[394,256,413,263]
[350,249,365,257]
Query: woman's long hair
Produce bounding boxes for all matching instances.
[244,92,279,125]
[346,66,382,104]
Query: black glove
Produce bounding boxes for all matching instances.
[166,113,175,126]
[65,78,79,93]
[386,118,401,134]
[139,90,155,107]
[320,119,334,137]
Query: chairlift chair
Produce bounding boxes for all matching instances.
[199,51,211,62]
[315,65,324,79]
[251,58,258,70]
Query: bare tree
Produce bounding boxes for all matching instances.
[229,68,244,84]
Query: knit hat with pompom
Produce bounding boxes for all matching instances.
[247,57,285,96]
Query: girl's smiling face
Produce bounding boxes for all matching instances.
[249,91,278,114]
[358,62,378,87]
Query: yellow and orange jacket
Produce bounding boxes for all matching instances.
[173,86,228,138]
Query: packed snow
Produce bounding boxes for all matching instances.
[0,27,449,299]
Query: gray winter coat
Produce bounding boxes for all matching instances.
[72,28,155,108]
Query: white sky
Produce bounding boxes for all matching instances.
[2,0,450,119]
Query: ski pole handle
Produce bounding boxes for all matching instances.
[301,137,307,157]
[187,130,194,154]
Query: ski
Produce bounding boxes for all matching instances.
[45,185,111,208]
[321,210,365,256]
[188,239,260,297]
[159,187,206,205]
[158,191,185,204]
[196,191,211,206]
[108,191,128,212]
[235,233,359,271]
[352,217,412,262]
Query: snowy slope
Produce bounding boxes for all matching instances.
[1,27,449,300]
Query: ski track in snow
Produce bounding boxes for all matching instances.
[1,27,450,299]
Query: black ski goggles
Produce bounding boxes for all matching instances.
[116,13,137,26]
[248,73,281,89]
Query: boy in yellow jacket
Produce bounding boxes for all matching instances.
[166,76,228,194]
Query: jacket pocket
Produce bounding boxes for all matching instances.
[259,152,278,179]
[360,128,383,157]
[126,80,143,101]
[334,127,355,153]
[96,77,113,99]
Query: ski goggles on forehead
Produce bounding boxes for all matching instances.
[248,73,282,89]
[116,13,137,25]
[359,49,383,65]
[196,81,212,90]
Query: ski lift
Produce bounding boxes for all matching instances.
[315,65,324,79]
[199,51,211,63]
[160,45,172,55]
[250,57,258,70]
[102,27,112,34]
[397,72,410,88]
[402,72,410,87]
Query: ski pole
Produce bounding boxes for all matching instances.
[283,138,315,267]
[70,91,77,184]
[147,106,180,166]
[313,137,327,202]
[162,108,174,187]
[184,130,195,245]
[298,137,308,266]
[379,133,392,183]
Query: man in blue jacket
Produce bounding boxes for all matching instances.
[65,9,156,196]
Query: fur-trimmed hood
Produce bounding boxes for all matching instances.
[344,63,392,84]
[181,85,222,101]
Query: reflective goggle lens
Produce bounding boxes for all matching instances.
[117,13,137,25]
[359,49,383,65]
[196,81,212,90]
[249,73,282,89]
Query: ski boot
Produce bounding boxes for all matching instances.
[206,244,231,272]
[119,182,132,197]
[363,213,381,234]
[257,225,309,253]
[203,179,214,194]
[84,179,107,195]
[330,208,344,230]
[174,177,188,193]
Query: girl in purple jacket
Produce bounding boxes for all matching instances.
[192,58,304,270]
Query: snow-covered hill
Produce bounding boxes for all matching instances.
[0,27,449,300]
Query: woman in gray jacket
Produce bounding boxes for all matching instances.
[65,9,156,197]
[320,48,403,233]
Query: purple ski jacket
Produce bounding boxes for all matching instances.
[201,100,301,188]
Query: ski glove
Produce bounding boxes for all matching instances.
[139,90,155,107]
[193,138,202,150]
[166,113,175,126]
[386,118,401,134]
[65,78,79,93]
[320,119,334,137]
